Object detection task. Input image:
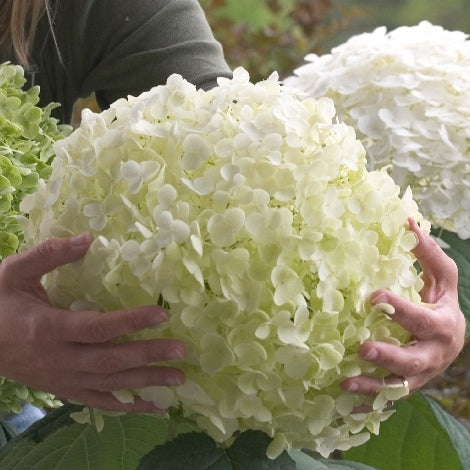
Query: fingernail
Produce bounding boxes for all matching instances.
[167,372,185,386]
[168,346,185,360]
[345,382,358,392]
[370,292,388,304]
[363,347,378,361]
[152,308,169,323]
[70,232,92,247]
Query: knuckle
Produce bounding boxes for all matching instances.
[442,255,459,284]
[447,256,458,275]
[436,326,457,345]
[86,318,111,343]
[23,312,50,343]
[99,373,124,391]
[36,238,61,259]
[434,311,464,346]
[134,344,154,365]
[437,245,457,268]
[406,358,423,376]
[124,312,151,333]
[96,353,122,373]
[413,314,436,338]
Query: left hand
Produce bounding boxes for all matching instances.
[341,218,466,396]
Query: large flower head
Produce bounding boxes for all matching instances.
[285,21,470,238]
[21,68,428,457]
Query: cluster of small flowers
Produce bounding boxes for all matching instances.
[0,62,69,413]
[21,68,427,457]
[0,62,70,259]
[285,21,470,239]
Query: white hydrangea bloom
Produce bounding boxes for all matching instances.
[285,21,470,238]
[21,68,428,458]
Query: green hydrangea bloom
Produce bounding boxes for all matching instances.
[0,62,71,258]
[0,62,69,413]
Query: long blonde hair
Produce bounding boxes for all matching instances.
[0,0,49,68]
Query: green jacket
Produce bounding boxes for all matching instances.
[10,0,232,123]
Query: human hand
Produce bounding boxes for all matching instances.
[341,218,466,396]
[0,233,186,413]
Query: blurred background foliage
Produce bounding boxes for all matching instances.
[199,0,470,432]
[199,0,347,82]
[200,0,470,80]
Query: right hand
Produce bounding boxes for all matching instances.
[0,233,186,413]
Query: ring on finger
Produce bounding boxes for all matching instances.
[400,376,409,390]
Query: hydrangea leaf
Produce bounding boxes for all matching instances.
[0,417,18,448]
[343,392,468,470]
[0,405,173,470]
[433,228,470,336]
[137,430,296,470]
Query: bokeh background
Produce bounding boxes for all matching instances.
[200,0,470,81]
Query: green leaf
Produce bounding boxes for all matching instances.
[343,391,469,470]
[288,450,330,470]
[288,450,376,470]
[318,460,377,470]
[425,393,470,466]
[0,417,18,449]
[0,405,171,470]
[137,430,296,470]
[433,228,470,336]
[0,231,19,257]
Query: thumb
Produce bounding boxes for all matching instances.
[408,218,458,292]
[3,233,93,284]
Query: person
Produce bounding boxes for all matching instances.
[0,0,466,420]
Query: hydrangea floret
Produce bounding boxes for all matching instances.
[0,62,71,259]
[0,62,69,413]
[21,68,428,457]
[285,21,470,238]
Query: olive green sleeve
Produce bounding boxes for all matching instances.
[33,0,232,122]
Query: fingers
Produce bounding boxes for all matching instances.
[74,339,186,375]
[64,364,185,394]
[341,340,443,396]
[0,233,190,414]
[370,290,443,341]
[341,374,408,396]
[1,233,93,285]
[341,219,465,403]
[358,340,436,381]
[57,306,171,343]
[408,218,458,293]
[7,336,186,406]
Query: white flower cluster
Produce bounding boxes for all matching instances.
[285,21,470,238]
[21,68,427,457]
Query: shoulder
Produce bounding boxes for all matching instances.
[52,0,215,44]
[48,0,231,112]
